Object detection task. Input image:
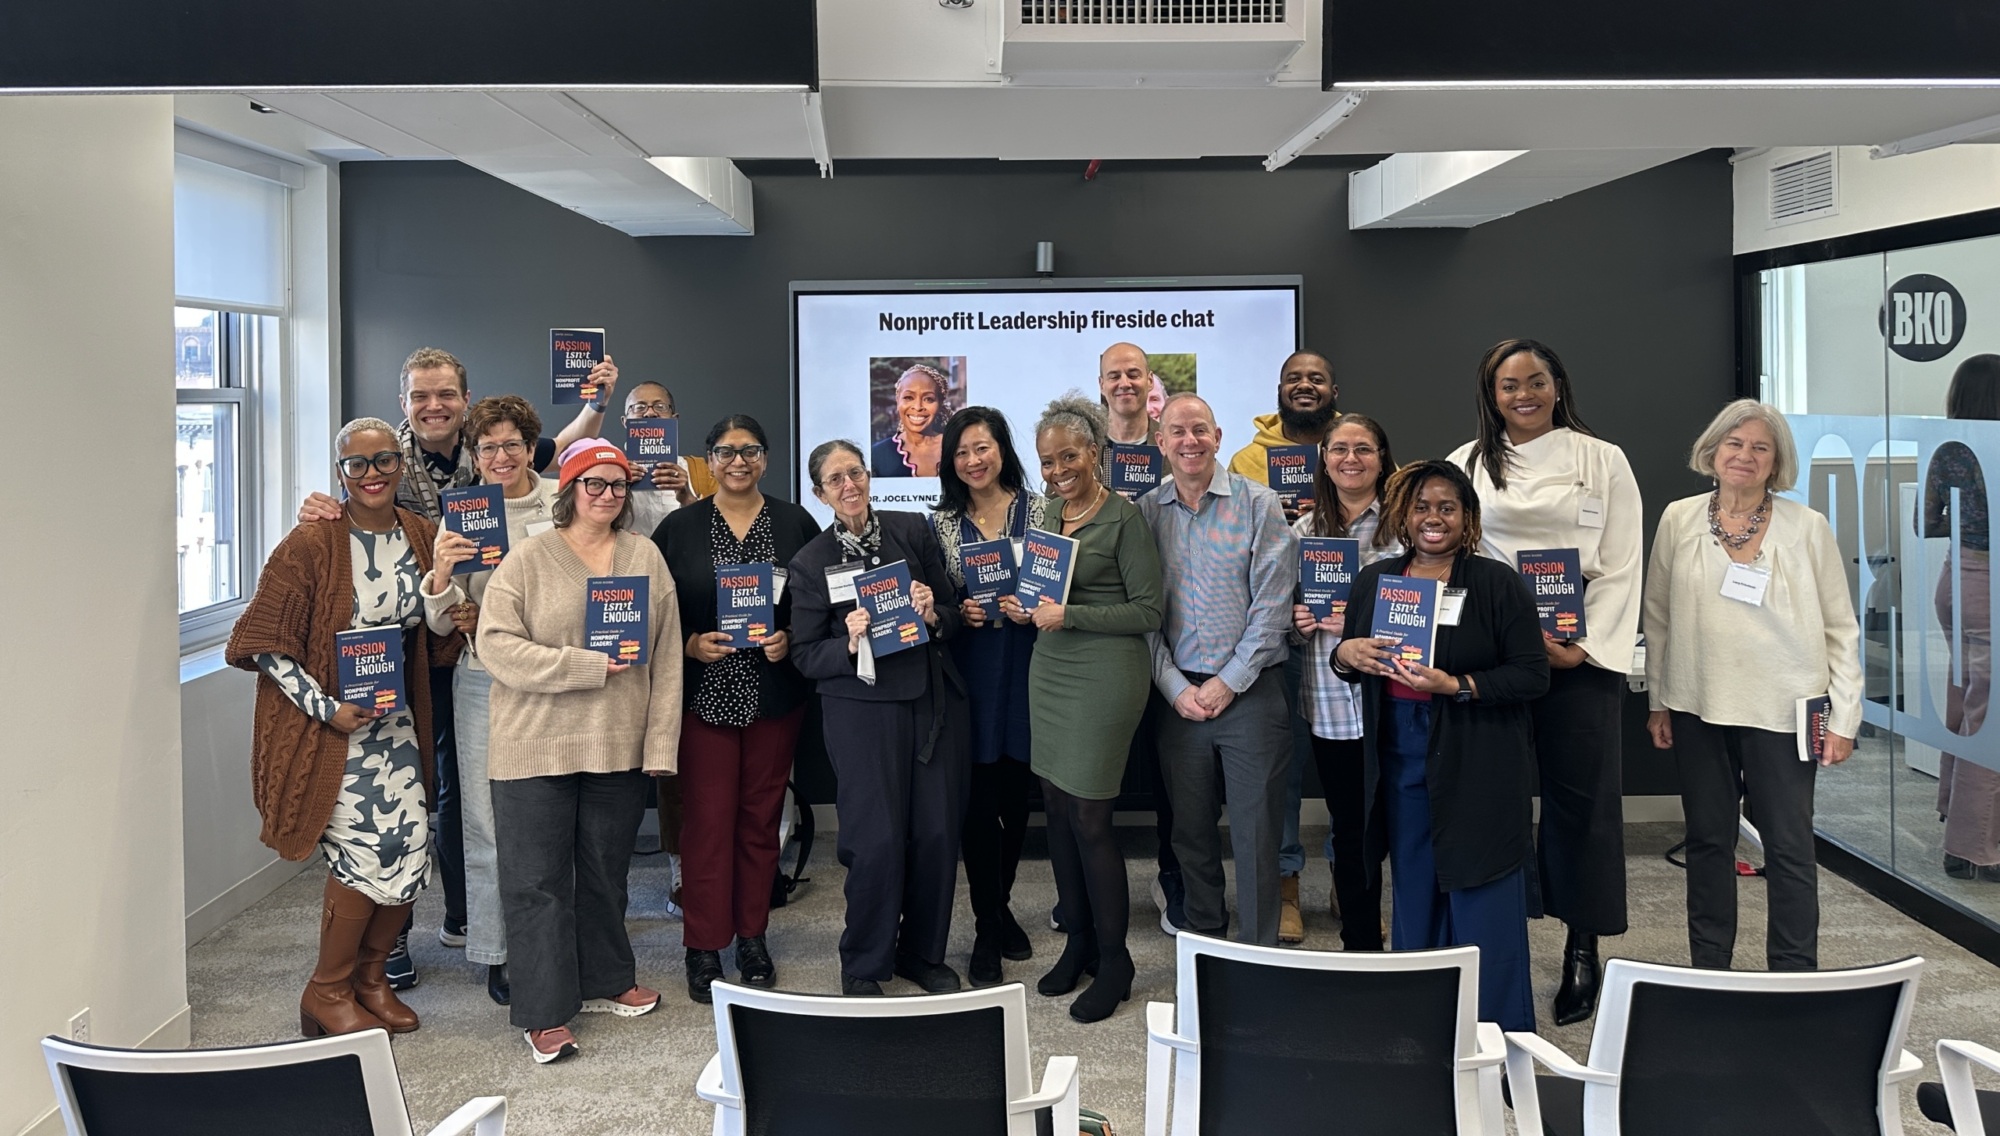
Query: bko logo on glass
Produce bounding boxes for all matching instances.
[1878,274,1966,362]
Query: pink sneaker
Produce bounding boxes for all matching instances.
[581,985,661,1017]
[525,1026,578,1064]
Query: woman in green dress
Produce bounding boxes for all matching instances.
[1000,392,1163,1023]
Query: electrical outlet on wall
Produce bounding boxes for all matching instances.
[69,1008,89,1044]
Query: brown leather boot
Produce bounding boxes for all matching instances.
[302,877,389,1038]
[355,900,421,1033]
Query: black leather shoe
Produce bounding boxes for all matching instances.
[1036,933,1099,997]
[1069,950,1133,1024]
[736,936,776,988]
[842,974,884,997]
[686,949,724,1004]
[969,934,1004,987]
[486,963,511,1006]
[1552,930,1601,1026]
[998,908,1033,961]
[893,954,963,993]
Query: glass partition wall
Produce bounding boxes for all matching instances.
[1754,225,2000,933]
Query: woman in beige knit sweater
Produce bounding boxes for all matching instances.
[477,439,683,1064]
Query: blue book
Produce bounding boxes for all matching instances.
[1517,547,1587,640]
[625,417,679,491]
[584,575,649,665]
[961,538,1018,624]
[1013,527,1078,609]
[1266,444,1317,510]
[439,483,508,574]
[1299,536,1361,622]
[1106,442,1164,498]
[857,560,929,658]
[716,562,775,651]
[550,328,606,406]
[335,627,404,714]
[1370,574,1442,670]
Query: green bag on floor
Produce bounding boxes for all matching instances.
[1079,1106,1115,1136]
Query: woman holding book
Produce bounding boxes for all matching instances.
[653,416,820,1004]
[1644,400,1859,972]
[1446,339,1642,1026]
[476,440,682,1064]
[1288,413,1401,952]
[1334,460,1548,1032]
[226,417,459,1039]
[1000,393,1163,1023]
[788,440,970,996]
[931,406,1049,986]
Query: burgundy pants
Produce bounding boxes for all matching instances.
[679,707,806,951]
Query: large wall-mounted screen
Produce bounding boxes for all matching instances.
[791,277,1302,523]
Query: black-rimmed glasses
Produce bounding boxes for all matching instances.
[338,451,404,478]
[580,477,631,498]
[710,444,768,465]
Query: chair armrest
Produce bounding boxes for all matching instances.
[694,1053,740,1108]
[1459,1021,1506,1071]
[1145,1001,1196,1053]
[1504,1030,1616,1136]
[1013,1055,1080,1136]
[1887,1047,1925,1085]
[426,1096,507,1136]
[1939,1039,2000,1136]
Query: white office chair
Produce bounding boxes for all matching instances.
[695,980,1079,1136]
[41,1029,504,1136]
[1143,934,1506,1136]
[1917,1038,2000,1135]
[1504,956,1925,1136]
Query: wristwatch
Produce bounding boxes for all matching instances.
[1453,676,1474,703]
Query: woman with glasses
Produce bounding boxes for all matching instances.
[652,418,821,1003]
[476,440,683,1064]
[1289,414,1400,951]
[226,418,460,1038]
[1447,339,1643,1026]
[789,441,971,996]
[872,363,954,477]
[416,395,555,1007]
[931,406,1047,986]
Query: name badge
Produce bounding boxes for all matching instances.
[524,520,555,537]
[1011,538,1025,567]
[1578,496,1606,529]
[772,567,789,604]
[1720,561,1771,607]
[826,561,865,605]
[1439,587,1468,627]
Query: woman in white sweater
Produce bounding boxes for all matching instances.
[1448,339,1642,1025]
[1644,400,1860,972]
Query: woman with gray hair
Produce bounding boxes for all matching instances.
[1643,398,1861,971]
[999,392,1163,1022]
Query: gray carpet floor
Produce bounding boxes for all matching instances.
[187,821,2000,1135]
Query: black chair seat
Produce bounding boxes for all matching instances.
[1917,1080,2000,1132]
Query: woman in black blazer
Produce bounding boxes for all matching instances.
[1334,459,1549,1033]
[652,415,822,1004]
[789,439,971,997]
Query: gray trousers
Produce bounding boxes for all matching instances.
[1156,666,1291,945]
[492,769,651,1030]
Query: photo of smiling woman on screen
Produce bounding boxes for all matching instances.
[871,358,966,478]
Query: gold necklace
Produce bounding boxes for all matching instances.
[1061,483,1106,523]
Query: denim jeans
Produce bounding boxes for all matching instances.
[453,665,506,965]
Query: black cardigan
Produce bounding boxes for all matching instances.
[1338,551,1550,891]
[653,497,823,719]
[787,510,965,703]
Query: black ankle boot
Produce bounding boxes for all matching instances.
[969,932,1004,987]
[486,963,511,1006]
[1036,933,1099,997]
[1553,929,1601,1026]
[1069,948,1133,1024]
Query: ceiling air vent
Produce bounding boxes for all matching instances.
[1002,0,1304,85]
[1768,150,1837,228]
[1020,1,1287,24]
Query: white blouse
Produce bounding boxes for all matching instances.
[1448,427,1644,675]
[1642,494,1863,738]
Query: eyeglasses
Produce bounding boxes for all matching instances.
[1324,444,1379,459]
[579,478,631,498]
[338,451,404,478]
[710,444,768,465]
[475,439,528,460]
[627,401,673,416]
[820,469,867,489]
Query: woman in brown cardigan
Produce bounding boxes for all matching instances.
[226,417,459,1038]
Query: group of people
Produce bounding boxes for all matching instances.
[227,335,1866,1063]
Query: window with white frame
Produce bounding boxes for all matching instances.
[174,138,292,649]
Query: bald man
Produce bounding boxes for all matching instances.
[1138,393,1298,945]
[1096,342,1164,494]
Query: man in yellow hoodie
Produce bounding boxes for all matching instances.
[1226,350,1339,518]
[1224,348,1337,946]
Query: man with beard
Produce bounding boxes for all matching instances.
[1225,349,1339,946]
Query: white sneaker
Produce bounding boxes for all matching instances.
[664,854,684,920]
